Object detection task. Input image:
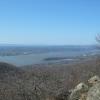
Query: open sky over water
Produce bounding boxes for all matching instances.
[0,0,100,45]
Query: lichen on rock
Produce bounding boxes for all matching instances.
[69,83,88,100]
[86,83,100,100]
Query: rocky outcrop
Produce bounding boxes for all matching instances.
[86,75,100,100]
[69,83,88,100]
[68,75,100,100]
[87,83,100,100]
[88,75,100,85]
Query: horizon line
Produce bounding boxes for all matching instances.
[0,43,97,46]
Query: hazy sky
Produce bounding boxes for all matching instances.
[0,0,100,45]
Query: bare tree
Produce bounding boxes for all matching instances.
[96,34,100,43]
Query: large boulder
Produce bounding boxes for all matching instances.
[69,83,88,100]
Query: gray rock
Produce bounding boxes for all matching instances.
[69,83,88,100]
[87,83,100,100]
[88,75,100,86]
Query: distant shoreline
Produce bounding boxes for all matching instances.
[20,55,99,68]
[0,53,98,67]
[0,45,98,66]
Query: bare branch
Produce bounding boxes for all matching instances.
[96,34,100,43]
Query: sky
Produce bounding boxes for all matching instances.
[0,0,100,45]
